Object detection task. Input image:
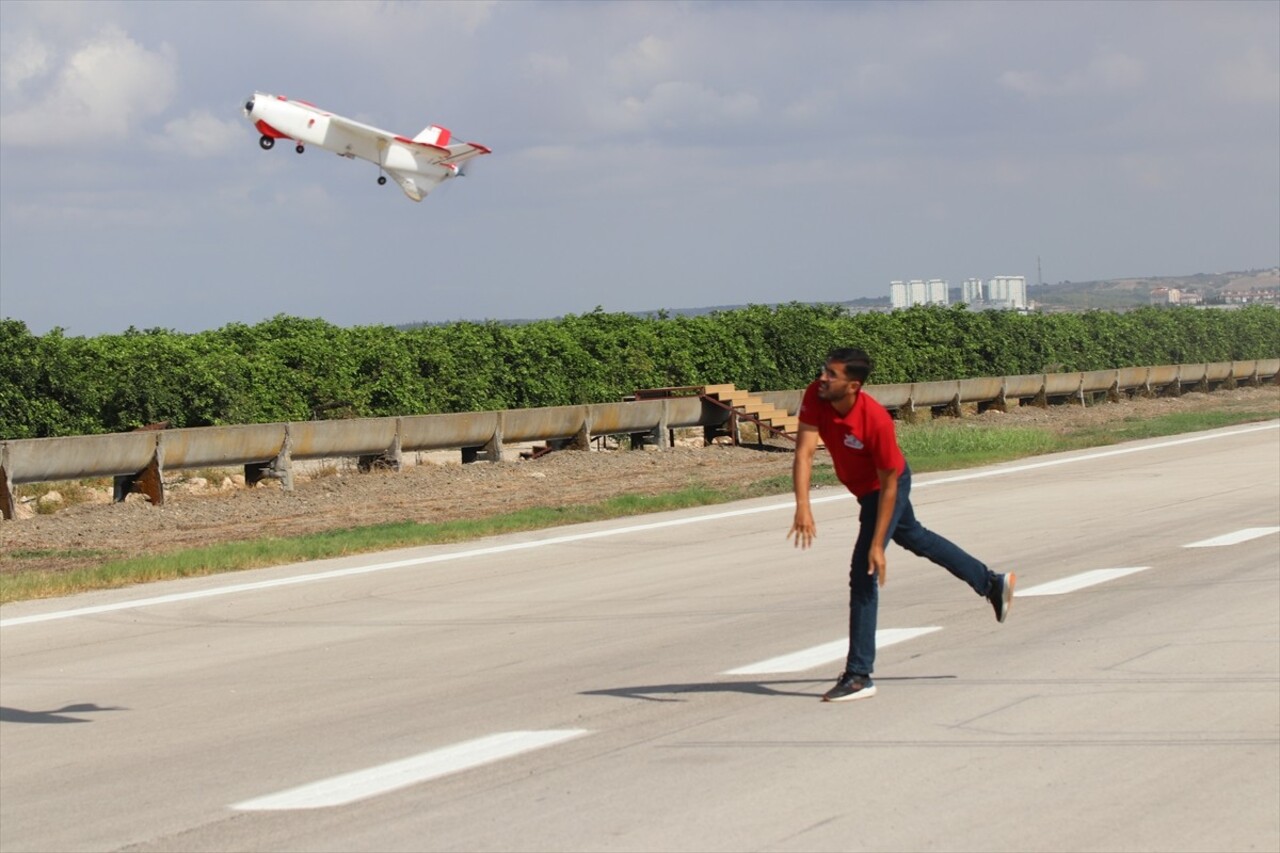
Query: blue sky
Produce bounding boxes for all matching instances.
[1,0,1277,336]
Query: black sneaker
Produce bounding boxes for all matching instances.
[988,572,1016,623]
[822,672,876,702]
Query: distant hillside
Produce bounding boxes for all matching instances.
[631,295,890,318]
[396,268,1277,329]
[1028,268,1280,309]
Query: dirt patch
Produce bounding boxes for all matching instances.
[3,386,1276,577]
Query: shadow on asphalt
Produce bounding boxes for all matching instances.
[581,675,956,702]
[0,703,126,724]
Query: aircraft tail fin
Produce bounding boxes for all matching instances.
[412,125,452,147]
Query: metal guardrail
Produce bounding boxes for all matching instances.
[2,360,1276,519]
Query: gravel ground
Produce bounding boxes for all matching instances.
[3,386,1276,578]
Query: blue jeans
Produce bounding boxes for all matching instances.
[846,464,997,676]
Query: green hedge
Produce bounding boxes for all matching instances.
[2,304,1277,439]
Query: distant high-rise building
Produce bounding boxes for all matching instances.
[986,276,1028,309]
[893,275,1025,309]
[962,278,984,303]
[890,280,907,309]
[889,278,949,309]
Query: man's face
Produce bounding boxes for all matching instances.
[816,360,860,401]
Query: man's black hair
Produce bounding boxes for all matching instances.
[827,348,874,382]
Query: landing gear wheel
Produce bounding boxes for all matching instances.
[377,175,387,186]
[259,136,275,150]
[295,144,305,154]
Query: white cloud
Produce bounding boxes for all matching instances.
[999,50,1146,98]
[1087,52,1146,92]
[4,188,187,228]
[0,33,53,94]
[148,109,243,158]
[845,62,910,101]
[0,26,177,146]
[526,52,570,79]
[517,145,579,167]
[618,81,760,132]
[270,184,339,221]
[782,88,839,124]
[609,35,677,87]
[254,0,497,57]
[1212,48,1280,104]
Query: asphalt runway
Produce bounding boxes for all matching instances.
[2,423,1277,852]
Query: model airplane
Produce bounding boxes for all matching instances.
[243,92,490,201]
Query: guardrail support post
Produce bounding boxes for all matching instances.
[630,425,668,449]
[114,442,165,506]
[484,418,504,462]
[358,431,403,473]
[620,399,674,449]
[978,388,1007,414]
[462,417,504,463]
[246,429,293,490]
[1,447,14,520]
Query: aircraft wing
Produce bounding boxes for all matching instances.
[324,112,397,162]
[385,169,447,203]
[323,112,489,167]
[435,142,491,166]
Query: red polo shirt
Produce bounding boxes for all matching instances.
[798,381,905,497]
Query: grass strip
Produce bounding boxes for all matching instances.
[1,486,754,603]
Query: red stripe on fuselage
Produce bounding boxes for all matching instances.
[255,119,289,140]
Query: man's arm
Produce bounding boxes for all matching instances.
[867,466,900,586]
[788,423,821,549]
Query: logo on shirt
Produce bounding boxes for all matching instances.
[844,433,864,450]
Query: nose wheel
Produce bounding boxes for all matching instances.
[377,175,387,186]
[295,144,305,154]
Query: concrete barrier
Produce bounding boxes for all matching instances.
[162,423,288,468]
[1002,374,1045,402]
[588,400,668,436]
[6,432,159,484]
[400,412,498,452]
[502,406,590,444]
[1205,362,1233,385]
[958,377,1004,407]
[1115,366,1149,393]
[289,419,398,461]
[1080,369,1118,395]
[1146,364,1180,393]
